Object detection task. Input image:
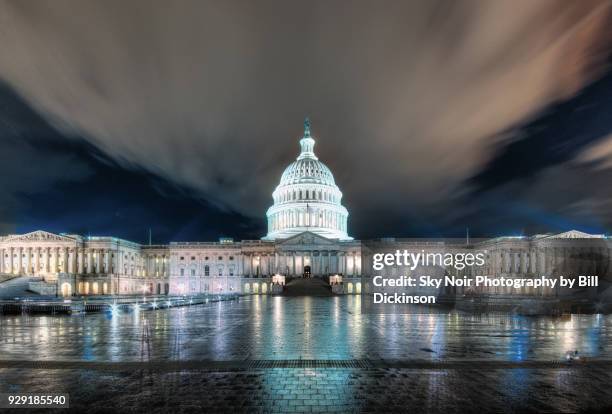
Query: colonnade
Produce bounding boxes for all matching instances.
[268,208,347,233]
[488,246,611,276]
[240,251,361,277]
[143,254,169,277]
[0,246,125,276]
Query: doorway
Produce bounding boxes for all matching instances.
[303,265,311,278]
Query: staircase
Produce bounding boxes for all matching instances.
[0,276,44,299]
[283,277,333,296]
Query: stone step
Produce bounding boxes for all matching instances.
[283,277,333,296]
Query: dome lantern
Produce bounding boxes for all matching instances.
[298,117,317,160]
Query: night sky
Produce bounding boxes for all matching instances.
[1,1,612,243]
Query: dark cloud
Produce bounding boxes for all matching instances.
[0,0,611,238]
[0,84,92,234]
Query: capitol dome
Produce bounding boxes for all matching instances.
[263,118,351,241]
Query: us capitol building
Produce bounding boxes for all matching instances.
[1,120,611,299]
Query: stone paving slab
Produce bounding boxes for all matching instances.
[1,367,612,413]
[0,358,610,371]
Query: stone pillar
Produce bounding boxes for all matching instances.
[55,247,60,273]
[95,250,101,274]
[48,247,55,273]
[17,247,23,275]
[47,248,52,274]
[9,247,14,274]
[292,254,296,276]
[25,247,32,275]
[262,255,267,276]
[34,247,40,274]
[105,250,111,274]
[87,250,93,274]
[68,249,74,274]
[77,249,83,274]
[62,247,68,273]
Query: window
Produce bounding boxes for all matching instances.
[229,256,234,260]
[205,256,209,260]
[191,256,195,260]
[180,268,184,276]
[191,268,195,276]
[218,256,222,260]
[204,265,210,276]
[218,268,223,276]
[180,256,184,261]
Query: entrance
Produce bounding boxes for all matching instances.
[303,265,311,278]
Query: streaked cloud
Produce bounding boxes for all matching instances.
[0,0,610,233]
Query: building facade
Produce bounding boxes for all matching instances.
[1,120,610,298]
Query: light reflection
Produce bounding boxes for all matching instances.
[2,297,612,364]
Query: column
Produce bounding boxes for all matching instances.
[87,250,93,274]
[55,247,61,272]
[34,247,40,274]
[49,247,54,273]
[25,247,32,275]
[77,249,83,274]
[68,249,74,274]
[105,250,111,274]
[62,247,68,273]
[96,250,101,274]
[17,247,23,275]
[8,247,13,274]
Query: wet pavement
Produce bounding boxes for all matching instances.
[1,295,612,412]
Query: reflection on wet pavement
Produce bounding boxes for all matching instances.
[1,296,611,412]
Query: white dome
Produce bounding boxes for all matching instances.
[280,158,336,186]
[263,118,352,241]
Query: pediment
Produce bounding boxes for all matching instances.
[547,230,604,239]
[278,231,337,247]
[4,230,77,243]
